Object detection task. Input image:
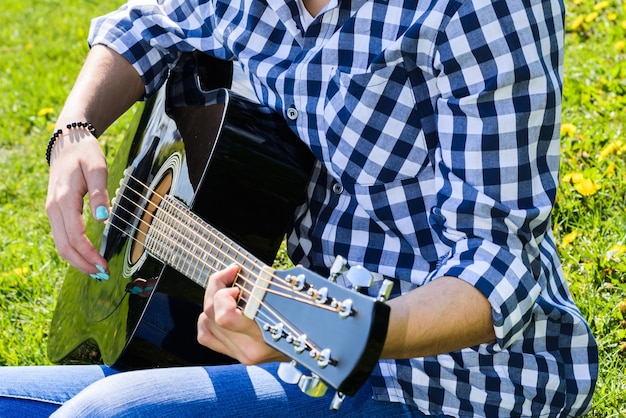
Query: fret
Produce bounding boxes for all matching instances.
[186,215,199,276]
[188,219,202,280]
[230,240,243,265]
[169,202,180,268]
[239,260,257,293]
[196,224,214,287]
[179,210,193,277]
[146,195,267,291]
[169,204,181,269]
[161,201,175,266]
[217,235,226,270]
[215,230,224,266]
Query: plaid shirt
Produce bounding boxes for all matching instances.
[90,0,598,414]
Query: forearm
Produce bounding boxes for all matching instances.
[382,276,495,359]
[56,44,145,133]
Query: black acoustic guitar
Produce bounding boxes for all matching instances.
[47,56,390,404]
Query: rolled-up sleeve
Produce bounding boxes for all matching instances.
[427,0,564,350]
[88,0,231,97]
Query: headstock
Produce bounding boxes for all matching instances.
[242,256,392,410]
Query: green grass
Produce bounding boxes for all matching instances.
[1,0,626,415]
[0,0,132,365]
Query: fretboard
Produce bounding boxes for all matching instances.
[144,195,269,299]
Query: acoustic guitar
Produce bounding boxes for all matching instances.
[47,56,390,407]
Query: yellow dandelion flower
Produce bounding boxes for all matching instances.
[608,12,618,20]
[13,267,30,276]
[47,123,56,132]
[560,123,578,137]
[594,1,610,10]
[24,43,33,51]
[570,15,585,31]
[574,178,601,196]
[37,107,54,117]
[606,244,626,261]
[562,230,579,247]
[562,172,584,183]
[585,12,599,22]
[1,267,31,278]
[606,162,616,177]
[622,20,626,29]
[599,141,619,160]
[564,172,584,183]
[617,40,626,52]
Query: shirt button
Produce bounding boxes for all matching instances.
[286,107,298,120]
[332,182,344,194]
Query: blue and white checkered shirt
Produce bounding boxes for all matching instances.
[89,0,598,414]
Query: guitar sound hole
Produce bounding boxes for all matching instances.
[130,171,173,264]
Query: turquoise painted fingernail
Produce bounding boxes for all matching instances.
[128,286,142,294]
[90,273,109,281]
[95,206,109,220]
[95,265,109,281]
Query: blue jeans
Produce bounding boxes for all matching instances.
[0,362,424,417]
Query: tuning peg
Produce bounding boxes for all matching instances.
[377,279,394,302]
[329,255,347,282]
[345,265,374,291]
[278,362,328,398]
[297,373,328,397]
[330,392,346,410]
[277,361,302,384]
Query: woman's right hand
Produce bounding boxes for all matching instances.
[45,128,110,276]
[43,45,146,277]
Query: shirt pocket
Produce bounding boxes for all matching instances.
[323,63,430,191]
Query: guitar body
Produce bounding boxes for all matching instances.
[48,60,315,369]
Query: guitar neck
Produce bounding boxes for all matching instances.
[144,195,270,307]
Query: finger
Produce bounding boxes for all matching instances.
[204,264,241,306]
[196,312,231,354]
[212,287,245,330]
[47,203,88,272]
[197,309,256,362]
[84,155,110,222]
[58,176,108,273]
[47,193,104,274]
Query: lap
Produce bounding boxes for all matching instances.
[0,363,422,417]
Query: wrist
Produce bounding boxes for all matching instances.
[46,121,97,165]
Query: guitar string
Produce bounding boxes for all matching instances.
[105,206,319,355]
[114,174,343,314]
[112,194,339,317]
[107,174,348,355]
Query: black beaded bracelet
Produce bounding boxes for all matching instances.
[46,121,97,165]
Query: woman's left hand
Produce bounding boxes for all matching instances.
[197,264,288,365]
